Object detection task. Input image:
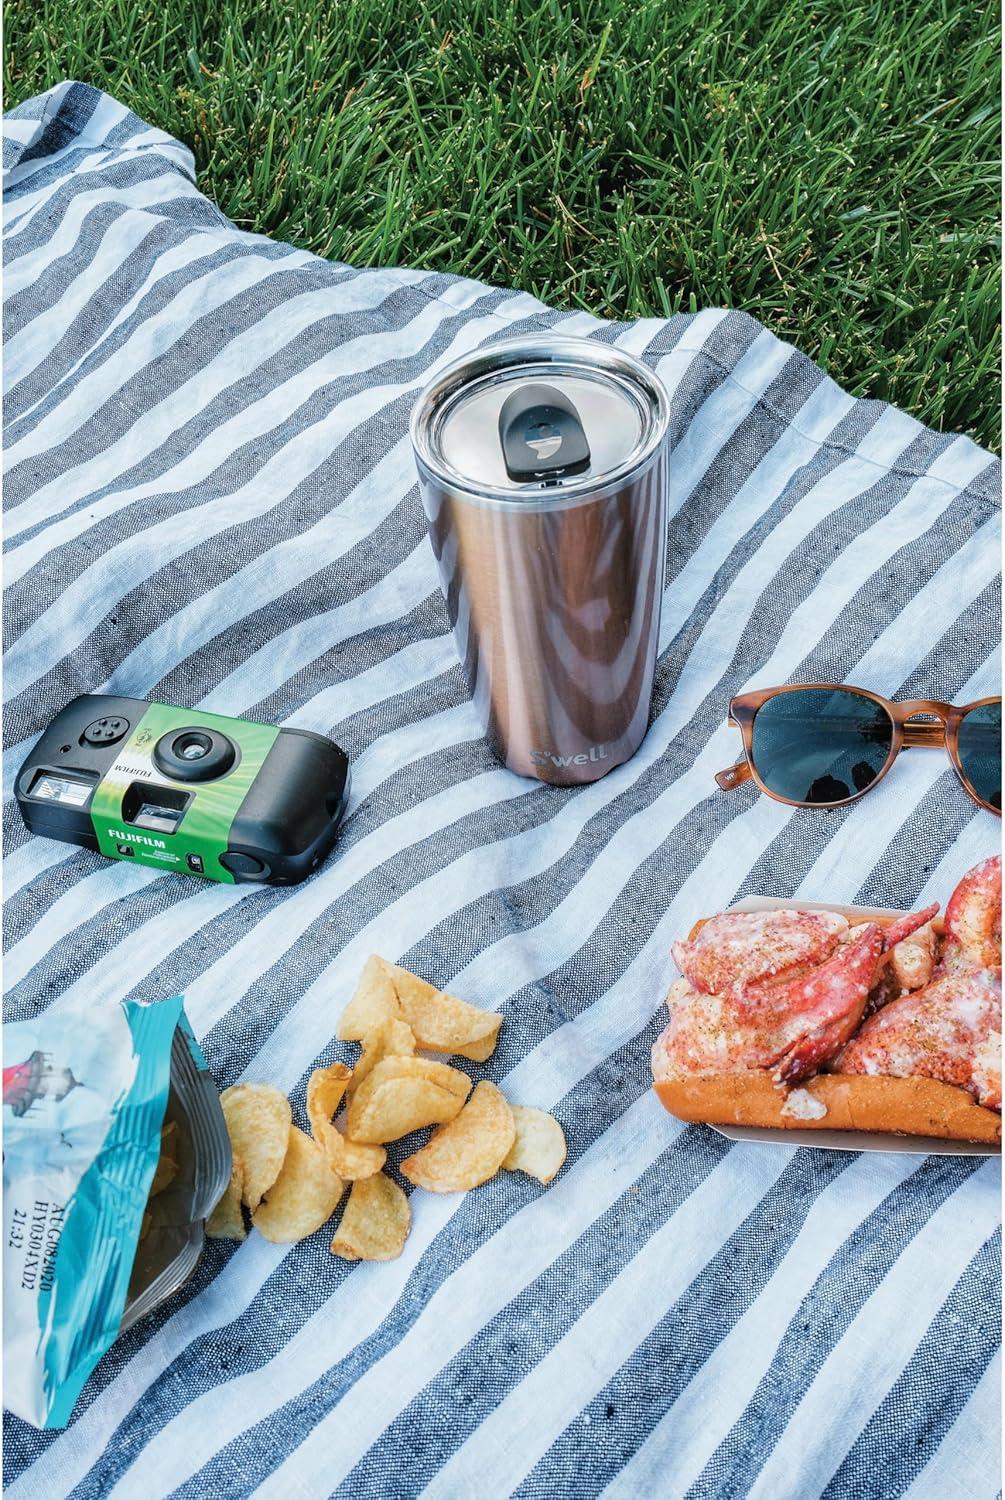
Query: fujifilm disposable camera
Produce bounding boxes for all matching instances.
[15,695,350,886]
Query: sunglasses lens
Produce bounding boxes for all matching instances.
[957,702,1001,810]
[750,689,894,805]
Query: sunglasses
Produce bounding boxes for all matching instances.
[715,685,1001,815]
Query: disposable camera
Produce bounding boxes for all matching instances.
[15,695,350,886]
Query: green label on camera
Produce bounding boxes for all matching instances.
[88,704,279,883]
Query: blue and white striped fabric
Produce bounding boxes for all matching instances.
[4,81,1001,1499]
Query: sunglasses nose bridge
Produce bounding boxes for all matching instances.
[898,703,950,748]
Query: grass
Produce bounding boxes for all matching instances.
[5,0,1001,449]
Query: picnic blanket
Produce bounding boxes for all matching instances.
[3,80,1001,1500]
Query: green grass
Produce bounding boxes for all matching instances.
[5,0,1001,448]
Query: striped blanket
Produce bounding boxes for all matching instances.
[3,81,1001,1499]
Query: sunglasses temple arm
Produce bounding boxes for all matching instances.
[714,759,753,793]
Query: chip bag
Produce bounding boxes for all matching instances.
[3,994,231,1429]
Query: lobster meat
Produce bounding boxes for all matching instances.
[660,906,936,1086]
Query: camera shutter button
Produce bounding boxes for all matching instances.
[219,851,269,880]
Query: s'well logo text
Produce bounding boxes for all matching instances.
[110,828,166,850]
[529,745,609,770]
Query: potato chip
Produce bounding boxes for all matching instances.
[220,1083,292,1211]
[252,1127,345,1243]
[307,1064,386,1180]
[206,1156,246,1241]
[349,1018,416,1095]
[331,1171,410,1261]
[449,1033,502,1064]
[502,1106,567,1184]
[149,1152,178,1197]
[400,1080,515,1192]
[148,1119,180,1195]
[337,956,403,1041]
[362,1054,472,1100]
[139,1211,153,1241]
[385,962,503,1059]
[345,1071,465,1144]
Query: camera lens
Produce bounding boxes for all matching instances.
[175,732,212,761]
[153,727,236,782]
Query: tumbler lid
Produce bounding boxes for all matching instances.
[410,336,669,504]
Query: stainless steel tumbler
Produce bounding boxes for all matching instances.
[410,336,670,785]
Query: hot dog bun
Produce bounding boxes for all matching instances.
[655,908,1001,1146]
[652,1069,1002,1145]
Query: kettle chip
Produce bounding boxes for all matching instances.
[149,1120,180,1195]
[252,1127,346,1244]
[331,1171,410,1262]
[400,1080,515,1192]
[382,960,504,1059]
[448,1031,504,1064]
[349,1017,417,1095]
[220,1083,292,1211]
[336,956,403,1041]
[206,1155,247,1241]
[502,1106,567,1184]
[307,1063,387,1179]
[363,1054,473,1099]
[345,1071,465,1144]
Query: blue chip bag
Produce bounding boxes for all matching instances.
[3,994,231,1429]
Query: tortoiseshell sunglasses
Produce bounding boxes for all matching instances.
[715,684,1001,815]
